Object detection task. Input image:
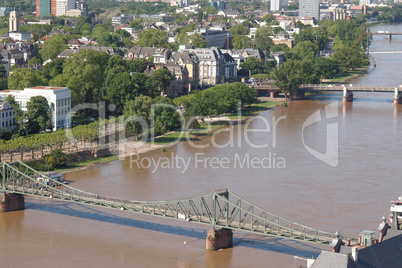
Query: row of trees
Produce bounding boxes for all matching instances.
[0,121,100,162]
[8,50,176,116]
[174,83,258,117]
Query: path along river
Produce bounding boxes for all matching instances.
[1,23,402,268]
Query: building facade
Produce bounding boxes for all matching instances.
[56,0,75,16]
[0,101,16,133]
[178,46,237,86]
[299,0,320,22]
[270,0,287,12]
[0,87,71,131]
[36,0,57,17]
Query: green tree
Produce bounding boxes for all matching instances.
[232,35,253,49]
[292,40,319,60]
[270,59,303,100]
[50,49,109,106]
[229,24,249,37]
[136,29,168,48]
[26,96,52,134]
[8,68,48,90]
[0,64,7,90]
[39,34,70,61]
[255,26,274,52]
[240,57,265,75]
[123,95,153,139]
[151,97,180,135]
[147,69,174,97]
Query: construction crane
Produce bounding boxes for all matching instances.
[351,30,367,49]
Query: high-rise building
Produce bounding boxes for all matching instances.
[299,0,320,21]
[75,1,88,16]
[359,0,372,5]
[9,9,19,32]
[270,0,287,12]
[36,0,57,17]
[56,0,75,16]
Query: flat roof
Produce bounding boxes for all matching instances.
[28,86,66,90]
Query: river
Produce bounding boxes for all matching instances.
[1,23,402,268]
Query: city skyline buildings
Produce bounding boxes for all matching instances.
[299,0,320,21]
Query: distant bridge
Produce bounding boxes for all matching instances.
[0,161,357,250]
[372,31,402,41]
[300,84,402,103]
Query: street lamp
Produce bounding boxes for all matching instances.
[22,116,29,136]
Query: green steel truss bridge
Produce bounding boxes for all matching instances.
[1,161,358,246]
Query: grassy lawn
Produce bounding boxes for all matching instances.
[150,100,284,144]
[54,155,119,172]
[328,70,365,83]
[227,100,284,119]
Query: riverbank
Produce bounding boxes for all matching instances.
[59,98,285,174]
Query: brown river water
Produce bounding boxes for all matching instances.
[1,24,402,267]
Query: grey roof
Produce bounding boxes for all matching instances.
[355,234,402,267]
[311,251,357,268]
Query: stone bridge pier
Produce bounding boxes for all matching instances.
[394,88,402,104]
[0,193,25,212]
[343,86,353,102]
[206,228,233,250]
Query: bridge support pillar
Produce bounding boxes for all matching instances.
[270,90,279,98]
[206,228,233,250]
[0,193,25,212]
[343,87,353,102]
[394,88,402,104]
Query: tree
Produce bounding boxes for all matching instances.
[151,97,180,135]
[292,40,319,60]
[39,34,70,61]
[189,33,207,48]
[0,64,7,90]
[315,58,340,79]
[43,58,64,80]
[232,35,253,50]
[229,24,249,37]
[136,29,169,48]
[255,26,274,52]
[240,57,265,75]
[51,49,109,106]
[8,68,48,90]
[270,59,303,100]
[26,96,52,134]
[123,95,153,139]
[125,58,154,73]
[147,69,174,97]
[105,72,136,115]
[5,95,24,134]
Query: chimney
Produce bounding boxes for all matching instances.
[351,247,358,262]
[377,216,391,242]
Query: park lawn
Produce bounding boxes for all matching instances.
[54,155,119,172]
[227,100,284,119]
[151,100,284,144]
[329,70,365,83]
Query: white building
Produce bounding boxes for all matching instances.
[0,86,71,131]
[9,32,31,41]
[270,0,287,11]
[0,101,16,133]
[56,0,75,16]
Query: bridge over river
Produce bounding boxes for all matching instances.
[253,83,402,103]
[0,161,358,251]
